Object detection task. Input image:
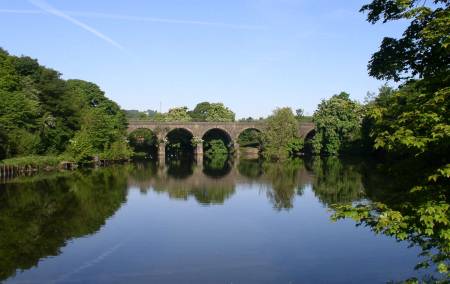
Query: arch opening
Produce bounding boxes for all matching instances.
[165,128,194,160]
[128,128,157,158]
[303,129,316,155]
[237,128,263,159]
[202,128,233,171]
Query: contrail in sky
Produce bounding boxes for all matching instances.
[67,11,265,30]
[27,0,124,50]
[0,8,264,30]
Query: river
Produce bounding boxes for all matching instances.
[0,157,439,283]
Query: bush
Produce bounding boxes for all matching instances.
[262,107,299,160]
[204,139,228,158]
[100,140,133,161]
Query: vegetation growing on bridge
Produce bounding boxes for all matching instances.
[125,102,235,122]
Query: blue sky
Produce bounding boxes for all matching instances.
[0,0,403,118]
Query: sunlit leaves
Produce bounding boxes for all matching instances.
[312,92,363,156]
[262,107,300,160]
[361,0,449,81]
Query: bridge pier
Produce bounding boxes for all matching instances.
[194,142,203,164]
[234,141,240,158]
[158,141,166,160]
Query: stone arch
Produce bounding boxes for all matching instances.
[303,129,316,155]
[163,126,194,138]
[201,128,234,169]
[200,127,232,142]
[298,122,315,138]
[236,126,263,146]
[201,128,234,149]
[164,128,195,158]
[128,127,158,157]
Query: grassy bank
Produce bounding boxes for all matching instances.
[0,155,72,168]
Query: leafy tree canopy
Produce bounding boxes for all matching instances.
[311,92,363,156]
[360,0,449,81]
[0,48,131,162]
[189,102,235,122]
[165,107,192,122]
[262,107,302,160]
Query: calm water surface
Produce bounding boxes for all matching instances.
[0,158,436,283]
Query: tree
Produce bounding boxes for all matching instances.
[331,1,450,279]
[189,102,211,121]
[165,107,191,122]
[204,103,235,122]
[311,92,363,156]
[360,0,449,82]
[189,102,235,122]
[66,81,130,162]
[204,139,228,158]
[262,107,301,160]
[295,108,304,120]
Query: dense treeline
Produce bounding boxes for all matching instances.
[0,48,131,163]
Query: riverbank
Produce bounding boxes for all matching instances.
[0,155,76,178]
[0,154,133,178]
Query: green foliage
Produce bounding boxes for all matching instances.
[329,1,450,280]
[165,107,191,122]
[0,167,128,281]
[295,108,304,120]
[204,103,235,122]
[67,131,95,164]
[65,80,130,163]
[237,129,262,147]
[99,140,133,161]
[365,82,449,157]
[0,155,66,168]
[189,102,235,122]
[0,48,130,164]
[262,107,300,160]
[204,139,229,158]
[165,129,193,157]
[332,196,450,280]
[262,159,305,210]
[312,92,363,156]
[204,154,229,172]
[128,128,156,155]
[308,157,365,206]
[360,0,449,81]
[286,137,304,157]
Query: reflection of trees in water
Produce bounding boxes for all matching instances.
[166,157,195,179]
[203,155,231,178]
[262,159,307,211]
[238,159,263,178]
[332,159,450,281]
[0,167,128,281]
[307,157,366,207]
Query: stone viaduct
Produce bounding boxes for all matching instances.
[127,120,315,158]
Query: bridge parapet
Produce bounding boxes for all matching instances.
[127,120,314,140]
[127,120,269,141]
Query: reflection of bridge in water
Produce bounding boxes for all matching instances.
[127,121,315,158]
[127,161,315,206]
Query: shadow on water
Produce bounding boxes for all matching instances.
[0,156,445,282]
